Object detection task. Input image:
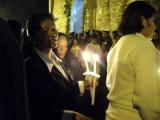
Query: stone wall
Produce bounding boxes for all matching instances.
[52,0,160,32]
[96,0,135,31]
[53,0,70,33]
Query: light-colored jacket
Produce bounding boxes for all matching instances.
[106,33,160,120]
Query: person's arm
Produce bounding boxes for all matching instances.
[132,41,160,120]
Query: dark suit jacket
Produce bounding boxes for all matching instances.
[0,18,29,120]
[25,50,80,120]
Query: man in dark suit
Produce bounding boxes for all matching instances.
[0,18,29,120]
[25,13,90,120]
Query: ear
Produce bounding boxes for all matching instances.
[141,16,147,28]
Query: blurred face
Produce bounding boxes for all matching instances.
[92,38,98,44]
[35,19,58,49]
[56,36,68,59]
[142,16,156,38]
[73,39,78,45]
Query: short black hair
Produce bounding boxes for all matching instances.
[58,32,67,38]
[119,1,156,35]
[27,12,54,37]
[7,20,22,40]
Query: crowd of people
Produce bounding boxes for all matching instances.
[1,1,160,120]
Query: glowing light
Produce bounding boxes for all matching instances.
[158,67,160,75]
[82,51,100,105]
[82,52,89,72]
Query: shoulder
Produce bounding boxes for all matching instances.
[25,51,45,70]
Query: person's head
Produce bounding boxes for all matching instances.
[27,12,58,50]
[119,1,156,38]
[56,33,68,59]
[73,38,78,45]
[111,31,121,41]
[90,36,98,44]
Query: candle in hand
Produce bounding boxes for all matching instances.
[83,52,90,72]
[93,54,99,73]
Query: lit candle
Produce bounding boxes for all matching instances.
[93,54,99,73]
[82,51,100,106]
[93,56,96,73]
[83,52,89,72]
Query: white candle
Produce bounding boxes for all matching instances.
[93,57,96,73]
[85,59,89,72]
[91,76,97,105]
[78,81,84,96]
[82,52,100,106]
[83,52,89,72]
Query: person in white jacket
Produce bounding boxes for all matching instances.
[106,1,160,120]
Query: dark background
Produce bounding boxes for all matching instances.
[0,0,48,25]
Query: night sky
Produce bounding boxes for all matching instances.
[0,0,48,25]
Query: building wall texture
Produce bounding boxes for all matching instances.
[53,0,160,32]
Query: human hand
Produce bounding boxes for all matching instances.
[84,79,99,90]
[75,112,92,120]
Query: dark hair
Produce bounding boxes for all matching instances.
[7,20,22,46]
[58,32,67,38]
[7,20,22,36]
[27,12,54,37]
[119,1,156,35]
[112,31,121,40]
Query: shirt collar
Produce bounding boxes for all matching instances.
[35,48,53,64]
[52,52,63,62]
[34,48,54,72]
[34,47,68,80]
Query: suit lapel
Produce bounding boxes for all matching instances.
[51,65,71,82]
[60,64,73,80]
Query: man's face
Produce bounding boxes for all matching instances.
[35,19,58,49]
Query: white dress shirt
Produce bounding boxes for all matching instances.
[35,48,68,80]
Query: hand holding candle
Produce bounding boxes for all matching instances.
[82,51,100,105]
